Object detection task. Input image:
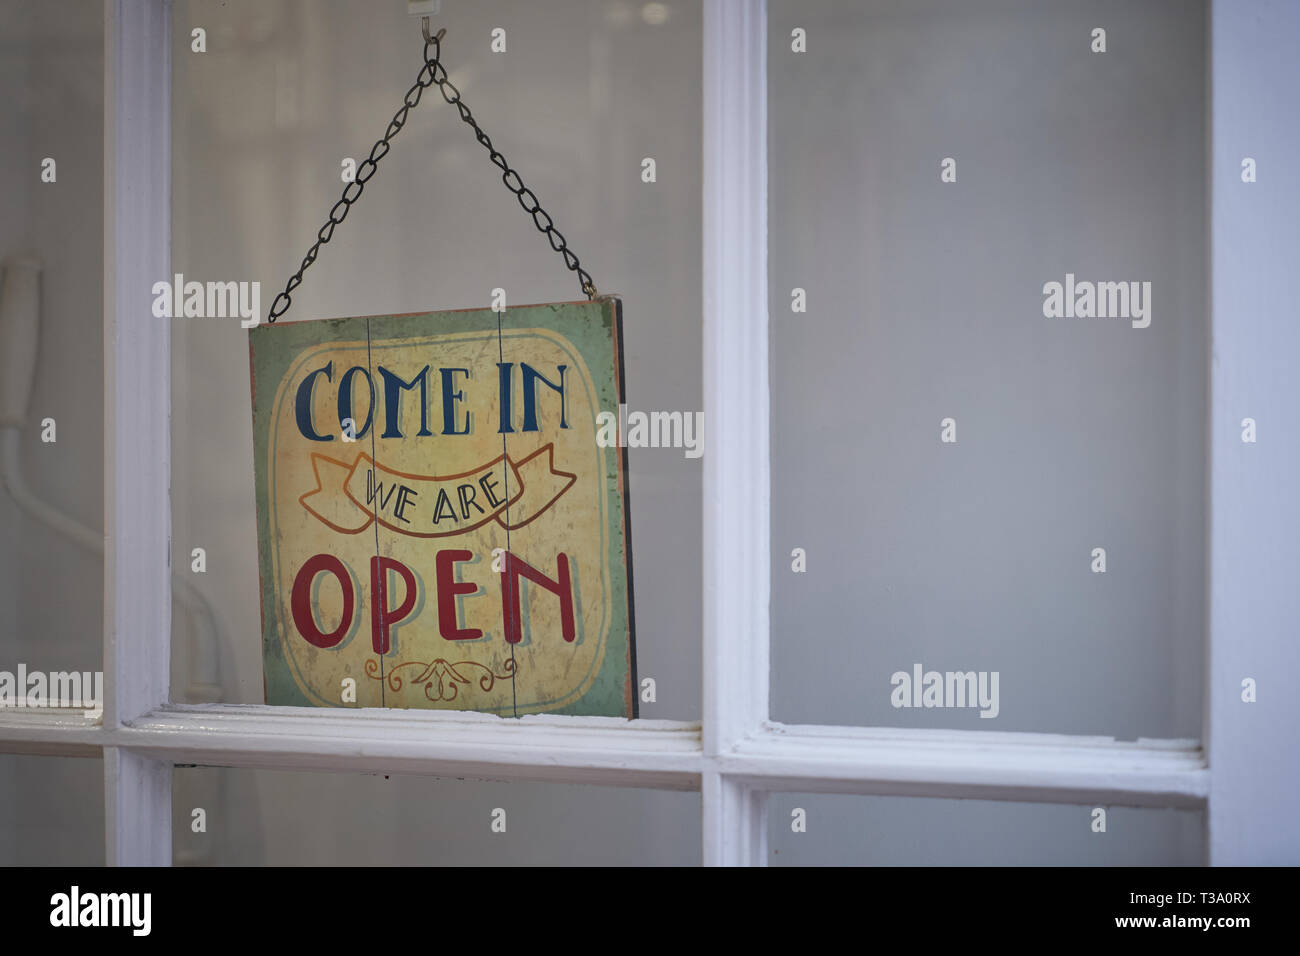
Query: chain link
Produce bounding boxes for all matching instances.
[267,31,597,324]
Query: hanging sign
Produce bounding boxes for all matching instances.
[249,299,636,717]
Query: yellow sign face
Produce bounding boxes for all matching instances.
[249,299,636,717]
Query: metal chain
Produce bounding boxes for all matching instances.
[267,29,597,324]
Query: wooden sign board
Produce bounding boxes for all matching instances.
[248,299,636,718]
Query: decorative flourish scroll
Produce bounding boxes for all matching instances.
[365,657,517,703]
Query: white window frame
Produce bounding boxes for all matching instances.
[1,0,1292,867]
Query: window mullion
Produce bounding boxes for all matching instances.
[702,0,770,865]
[103,0,173,865]
[1206,0,1300,864]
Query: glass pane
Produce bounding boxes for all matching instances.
[768,792,1203,866]
[174,766,699,865]
[170,1,702,718]
[768,0,1206,737]
[0,755,104,866]
[0,3,105,693]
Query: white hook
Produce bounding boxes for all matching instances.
[409,1,443,43]
[421,17,446,45]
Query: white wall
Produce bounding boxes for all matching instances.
[0,5,105,679]
[764,0,1210,864]
[768,793,1203,866]
[0,0,106,865]
[768,0,1207,740]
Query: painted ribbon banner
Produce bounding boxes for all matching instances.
[248,299,636,717]
[300,445,576,537]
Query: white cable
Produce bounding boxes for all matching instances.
[2,256,221,696]
[1,425,222,693]
[1,427,101,552]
